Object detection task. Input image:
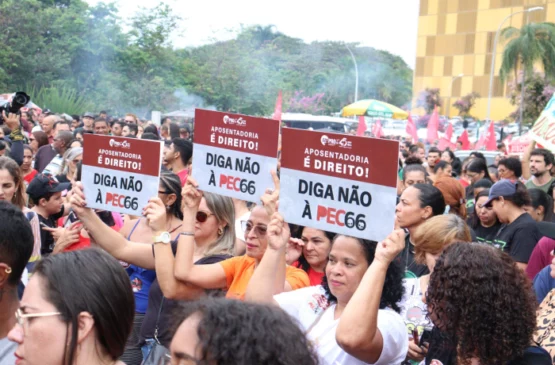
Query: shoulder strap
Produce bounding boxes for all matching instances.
[153,297,165,343]
[127,219,142,240]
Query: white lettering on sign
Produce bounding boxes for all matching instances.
[109,139,131,149]
[223,115,247,126]
[320,135,352,149]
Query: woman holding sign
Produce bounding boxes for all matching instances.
[245,213,408,365]
[148,173,309,301]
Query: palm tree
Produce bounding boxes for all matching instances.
[500,22,555,82]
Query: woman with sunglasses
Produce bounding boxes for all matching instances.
[145,173,309,301]
[55,147,83,187]
[70,179,235,360]
[8,249,135,365]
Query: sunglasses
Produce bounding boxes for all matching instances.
[196,210,214,223]
[241,221,268,237]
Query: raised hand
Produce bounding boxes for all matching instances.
[69,182,91,215]
[261,170,280,217]
[52,222,82,254]
[2,111,20,131]
[182,176,203,213]
[267,212,290,251]
[144,197,167,233]
[285,237,304,265]
[375,229,406,266]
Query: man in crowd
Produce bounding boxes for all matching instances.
[99,111,108,119]
[409,145,425,162]
[111,120,125,137]
[42,131,73,176]
[40,116,57,144]
[94,119,110,135]
[82,112,95,132]
[425,147,441,176]
[124,113,138,124]
[71,115,80,130]
[34,123,71,172]
[27,174,70,256]
[526,148,555,193]
[164,138,193,186]
[122,123,138,138]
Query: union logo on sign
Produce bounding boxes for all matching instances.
[109,139,131,149]
[320,135,352,149]
[223,115,247,127]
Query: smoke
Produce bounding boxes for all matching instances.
[173,88,216,110]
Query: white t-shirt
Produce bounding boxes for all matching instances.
[399,277,433,340]
[274,285,408,365]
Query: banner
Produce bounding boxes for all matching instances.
[82,134,162,215]
[530,94,555,150]
[279,129,399,242]
[192,109,280,202]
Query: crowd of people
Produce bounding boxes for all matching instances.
[1,107,555,364]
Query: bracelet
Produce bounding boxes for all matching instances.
[180,232,194,236]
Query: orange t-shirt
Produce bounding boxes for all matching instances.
[220,255,310,300]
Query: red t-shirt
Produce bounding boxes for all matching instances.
[177,169,188,187]
[292,261,325,286]
[24,170,38,185]
[526,237,555,280]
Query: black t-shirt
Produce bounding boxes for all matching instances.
[493,213,541,263]
[474,221,502,246]
[37,205,65,256]
[139,240,231,346]
[395,234,429,279]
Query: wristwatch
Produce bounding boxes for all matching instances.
[153,231,171,244]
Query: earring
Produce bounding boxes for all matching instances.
[5,267,12,274]
[217,228,223,236]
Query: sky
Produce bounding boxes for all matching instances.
[85,0,420,68]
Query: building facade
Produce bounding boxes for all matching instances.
[414,0,555,120]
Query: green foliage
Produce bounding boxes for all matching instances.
[508,72,555,125]
[500,22,555,82]
[0,0,413,117]
[452,92,480,117]
[28,84,94,115]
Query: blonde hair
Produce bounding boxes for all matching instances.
[203,192,235,256]
[412,214,471,265]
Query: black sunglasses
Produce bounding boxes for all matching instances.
[196,210,214,223]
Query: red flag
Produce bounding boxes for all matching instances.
[272,90,282,122]
[356,115,367,136]
[438,137,456,151]
[459,130,471,150]
[427,106,439,143]
[406,114,418,143]
[485,122,497,151]
[445,123,453,140]
[372,120,384,138]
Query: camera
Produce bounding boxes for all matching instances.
[0,91,30,124]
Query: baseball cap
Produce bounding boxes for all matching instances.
[483,179,518,207]
[83,112,95,118]
[27,173,70,201]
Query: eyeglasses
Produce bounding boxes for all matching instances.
[15,308,61,329]
[241,221,268,237]
[196,210,214,223]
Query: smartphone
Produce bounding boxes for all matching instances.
[412,328,419,345]
[419,329,432,347]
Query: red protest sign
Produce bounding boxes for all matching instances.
[82,134,163,215]
[192,109,280,202]
[279,128,399,242]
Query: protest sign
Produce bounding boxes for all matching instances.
[192,109,280,202]
[279,129,399,242]
[530,94,555,150]
[82,134,162,216]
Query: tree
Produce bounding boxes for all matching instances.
[508,72,555,125]
[416,88,442,114]
[452,92,480,117]
[500,22,555,82]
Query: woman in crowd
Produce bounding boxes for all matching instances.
[486,179,542,270]
[168,298,319,364]
[535,256,555,360]
[69,139,83,148]
[73,128,86,142]
[70,181,234,357]
[55,147,83,185]
[432,160,452,181]
[21,145,38,186]
[29,130,48,154]
[286,226,335,286]
[144,125,160,139]
[441,149,461,176]
[525,188,555,223]
[246,214,408,365]
[395,184,446,278]
[233,198,251,256]
[426,243,550,364]
[472,178,493,198]
[401,163,427,193]
[399,215,471,363]
[498,157,522,181]
[0,157,41,273]
[147,174,309,301]
[470,189,502,246]
[466,158,492,189]
[434,176,466,219]
[8,249,136,365]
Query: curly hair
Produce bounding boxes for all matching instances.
[426,243,537,365]
[322,236,404,313]
[171,298,319,365]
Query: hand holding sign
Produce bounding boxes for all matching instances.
[70,182,88,212]
[267,212,290,251]
[261,170,280,217]
[144,197,167,233]
[375,229,406,267]
[182,176,203,215]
